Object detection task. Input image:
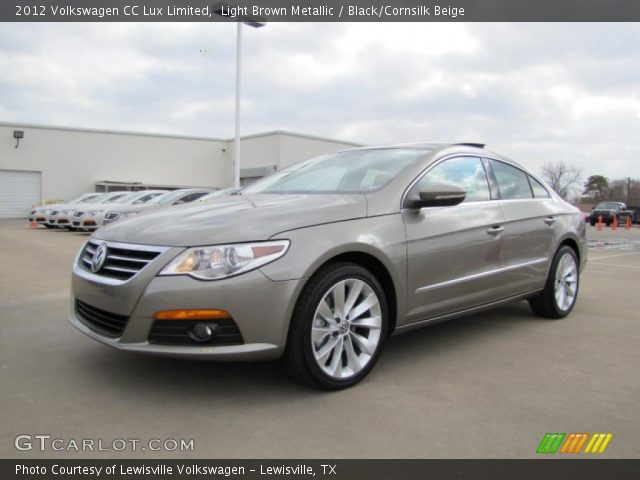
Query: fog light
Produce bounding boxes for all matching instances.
[190,322,217,343]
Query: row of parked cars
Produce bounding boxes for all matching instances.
[29,188,225,231]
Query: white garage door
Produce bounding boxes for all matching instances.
[0,170,42,218]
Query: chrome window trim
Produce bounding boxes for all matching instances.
[415,257,548,294]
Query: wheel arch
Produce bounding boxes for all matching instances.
[557,236,581,265]
[295,245,402,337]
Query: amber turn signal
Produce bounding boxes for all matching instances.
[154,309,231,320]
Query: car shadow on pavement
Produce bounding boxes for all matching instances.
[77,301,540,398]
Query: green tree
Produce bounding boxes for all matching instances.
[583,175,609,201]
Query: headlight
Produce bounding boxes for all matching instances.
[160,240,290,280]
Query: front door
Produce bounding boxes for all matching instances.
[402,156,507,323]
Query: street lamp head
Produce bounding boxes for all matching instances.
[211,2,266,27]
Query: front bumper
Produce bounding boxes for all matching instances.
[69,256,301,361]
[73,212,105,230]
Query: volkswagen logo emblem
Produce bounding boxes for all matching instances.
[91,243,108,273]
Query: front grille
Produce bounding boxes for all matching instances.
[58,219,69,224]
[149,319,244,346]
[72,221,80,226]
[79,239,164,281]
[75,300,129,337]
[105,212,119,220]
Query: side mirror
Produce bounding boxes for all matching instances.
[414,183,466,208]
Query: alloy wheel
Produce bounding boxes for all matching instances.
[554,252,578,311]
[311,278,382,379]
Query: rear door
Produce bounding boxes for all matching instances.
[403,156,507,322]
[486,159,556,296]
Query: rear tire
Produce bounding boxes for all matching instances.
[528,246,579,319]
[285,262,388,390]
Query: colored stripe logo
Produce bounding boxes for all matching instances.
[537,433,613,454]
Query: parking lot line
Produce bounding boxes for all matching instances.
[589,262,640,269]
[588,251,640,261]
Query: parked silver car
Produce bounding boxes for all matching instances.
[69,143,587,389]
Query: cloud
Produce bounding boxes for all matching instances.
[0,22,639,180]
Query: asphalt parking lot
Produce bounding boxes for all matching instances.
[1,219,639,459]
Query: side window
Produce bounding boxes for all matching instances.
[489,160,533,200]
[417,156,491,202]
[528,175,550,198]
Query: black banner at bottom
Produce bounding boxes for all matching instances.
[2,459,639,480]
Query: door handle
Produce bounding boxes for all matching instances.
[487,226,504,236]
[544,217,557,226]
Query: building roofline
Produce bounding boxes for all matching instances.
[0,121,226,142]
[237,130,363,147]
[0,121,362,146]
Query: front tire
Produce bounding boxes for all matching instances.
[528,246,579,319]
[285,262,388,390]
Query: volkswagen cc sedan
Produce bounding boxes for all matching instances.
[69,143,586,389]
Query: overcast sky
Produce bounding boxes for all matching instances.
[1,22,639,180]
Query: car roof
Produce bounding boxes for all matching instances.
[344,142,486,152]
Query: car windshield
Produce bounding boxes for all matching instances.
[199,188,235,201]
[241,149,426,194]
[596,202,621,209]
[111,192,144,204]
[97,193,129,203]
[82,194,113,204]
[147,190,192,205]
[69,193,99,204]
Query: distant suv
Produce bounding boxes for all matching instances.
[589,202,631,226]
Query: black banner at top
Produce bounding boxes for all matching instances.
[3,0,640,22]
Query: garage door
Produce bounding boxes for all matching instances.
[0,170,42,218]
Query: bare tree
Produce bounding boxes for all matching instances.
[541,161,583,200]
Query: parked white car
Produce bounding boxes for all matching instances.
[49,192,129,229]
[72,190,166,232]
[28,193,101,228]
[103,189,213,225]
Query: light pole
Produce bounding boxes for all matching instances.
[213,3,265,188]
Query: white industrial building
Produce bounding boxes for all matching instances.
[0,121,360,218]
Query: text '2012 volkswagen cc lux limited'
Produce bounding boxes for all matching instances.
[70,143,587,389]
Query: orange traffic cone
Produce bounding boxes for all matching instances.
[625,216,632,230]
[597,215,603,231]
[29,203,38,228]
[612,215,618,231]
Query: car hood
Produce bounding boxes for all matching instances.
[75,201,133,212]
[94,193,367,246]
[42,203,74,211]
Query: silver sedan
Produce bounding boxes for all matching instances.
[69,143,586,389]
